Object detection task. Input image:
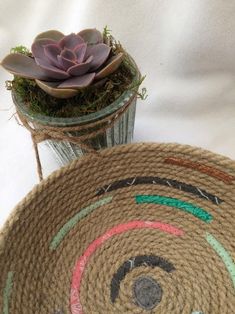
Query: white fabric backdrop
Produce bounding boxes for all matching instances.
[1,0,235,226]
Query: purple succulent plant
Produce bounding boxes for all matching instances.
[1,29,124,98]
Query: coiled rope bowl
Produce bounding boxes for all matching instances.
[0,143,235,313]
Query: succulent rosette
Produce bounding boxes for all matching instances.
[1,29,124,98]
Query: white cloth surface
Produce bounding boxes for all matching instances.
[0,0,235,226]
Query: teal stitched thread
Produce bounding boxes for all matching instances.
[135,195,212,223]
[50,196,113,250]
[3,272,14,314]
[206,232,235,290]
[192,312,204,314]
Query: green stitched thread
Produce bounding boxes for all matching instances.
[50,196,113,250]
[192,312,204,314]
[135,195,212,223]
[3,272,14,314]
[206,233,235,290]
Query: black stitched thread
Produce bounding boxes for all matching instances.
[96,176,223,205]
[110,255,175,303]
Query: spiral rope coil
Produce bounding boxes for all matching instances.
[0,143,235,313]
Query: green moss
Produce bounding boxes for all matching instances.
[103,25,112,38]
[12,61,139,118]
[10,45,31,56]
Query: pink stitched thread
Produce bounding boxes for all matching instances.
[70,220,184,314]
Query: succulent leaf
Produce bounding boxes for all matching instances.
[59,33,84,50]
[58,73,95,89]
[44,44,61,67]
[86,43,111,71]
[35,79,78,98]
[31,39,57,59]
[60,48,76,61]
[95,53,124,80]
[57,55,76,71]
[67,56,93,76]
[34,30,64,42]
[1,54,50,80]
[78,29,103,45]
[74,43,87,63]
[35,58,69,80]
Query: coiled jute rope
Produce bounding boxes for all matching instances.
[0,143,235,313]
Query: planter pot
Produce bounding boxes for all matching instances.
[12,61,139,166]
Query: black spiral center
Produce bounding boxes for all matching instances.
[133,276,163,310]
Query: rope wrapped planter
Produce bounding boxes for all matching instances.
[15,91,137,181]
[9,48,143,181]
[0,143,235,313]
[13,86,138,181]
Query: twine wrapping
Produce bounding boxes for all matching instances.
[17,92,137,181]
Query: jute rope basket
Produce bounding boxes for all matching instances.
[0,143,235,314]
